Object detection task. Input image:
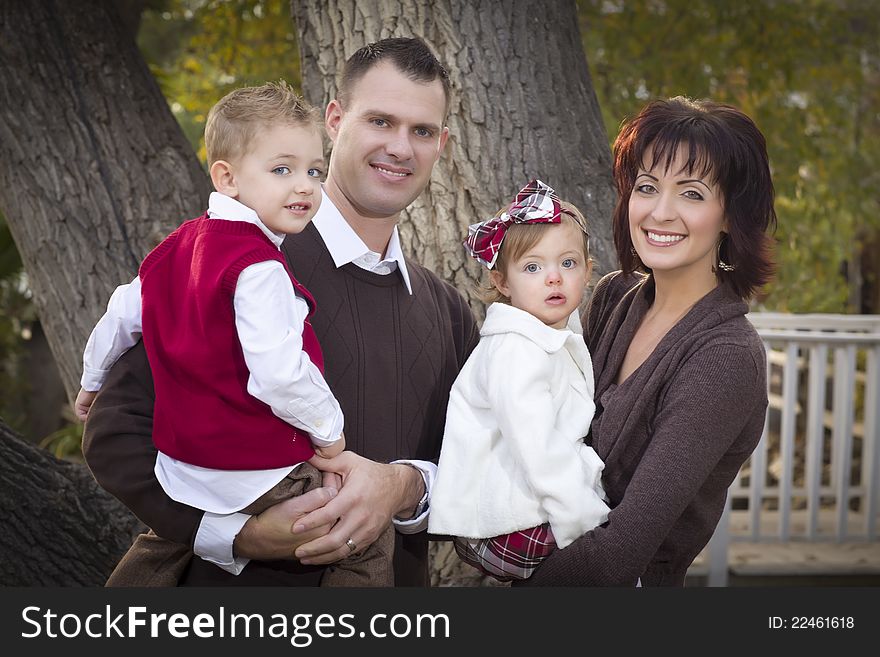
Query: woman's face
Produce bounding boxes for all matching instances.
[628,144,726,283]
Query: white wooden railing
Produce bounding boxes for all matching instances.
[701,313,880,586]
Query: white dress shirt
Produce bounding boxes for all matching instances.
[81,193,345,519]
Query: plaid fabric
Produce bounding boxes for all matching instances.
[453,524,556,582]
[463,179,563,269]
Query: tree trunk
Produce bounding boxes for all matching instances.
[0,0,212,400]
[0,416,145,585]
[292,0,616,319]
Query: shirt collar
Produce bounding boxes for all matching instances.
[481,302,581,353]
[311,188,413,295]
[207,192,284,250]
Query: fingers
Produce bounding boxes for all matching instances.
[292,454,396,564]
[291,493,344,535]
[321,470,343,491]
[233,487,338,561]
[308,450,359,475]
[296,513,382,565]
[283,486,338,520]
[297,534,358,565]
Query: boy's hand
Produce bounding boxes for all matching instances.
[74,388,97,422]
[312,431,345,459]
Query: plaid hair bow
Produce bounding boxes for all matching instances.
[464,179,563,269]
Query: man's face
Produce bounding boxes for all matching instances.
[324,60,449,220]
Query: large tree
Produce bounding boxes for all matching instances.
[0,0,212,398]
[0,0,613,584]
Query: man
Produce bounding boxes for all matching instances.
[83,37,478,587]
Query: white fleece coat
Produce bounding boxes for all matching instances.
[429,303,609,547]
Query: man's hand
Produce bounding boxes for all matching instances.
[292,452,423,565]
[233,486,338,561]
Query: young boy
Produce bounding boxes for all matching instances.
[76,81,393,587]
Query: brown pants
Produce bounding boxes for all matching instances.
[105,463,395,587]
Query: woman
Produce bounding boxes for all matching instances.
[520,96,776,586]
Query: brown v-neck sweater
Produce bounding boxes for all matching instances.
[83,222,478,587]
[520,271,767,586]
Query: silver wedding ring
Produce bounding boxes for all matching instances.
[345,537,357,553]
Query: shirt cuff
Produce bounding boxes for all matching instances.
[80,365,109,392]
[307,410,345,448]
[193,511,251,575]
[391,459,436,534]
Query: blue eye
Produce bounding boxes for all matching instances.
[524,263,539,273]
[635,183,656,194]
[414,127,432,138]
[562,258,576,269]
[272,166,291,176]
[307,168,324,179]
[372,118,388,127]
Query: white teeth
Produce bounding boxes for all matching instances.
[374,166,407,177]
[647,231,685,243]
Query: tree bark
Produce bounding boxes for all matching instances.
[0,0,212,399]
[0,417,145,585]
[292,0,616,319]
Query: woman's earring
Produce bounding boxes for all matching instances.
[714,235,735,273]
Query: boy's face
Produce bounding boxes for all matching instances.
[231,123,325,235]
[490,221,592,329]
[323,61,449,220]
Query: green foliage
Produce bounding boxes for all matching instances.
[39,415,84,462]
[578,0,880,311]
[138,0,303,163]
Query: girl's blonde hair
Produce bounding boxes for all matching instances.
[480,200,590,305]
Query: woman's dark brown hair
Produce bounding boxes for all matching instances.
[612,96,776,300]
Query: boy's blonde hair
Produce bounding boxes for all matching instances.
[204,80,321,165]
[482,201,590,305]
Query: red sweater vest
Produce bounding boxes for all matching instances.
[139,215,319,469]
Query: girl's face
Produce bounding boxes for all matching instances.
[490,221,591,329]
[628,144,726,286]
